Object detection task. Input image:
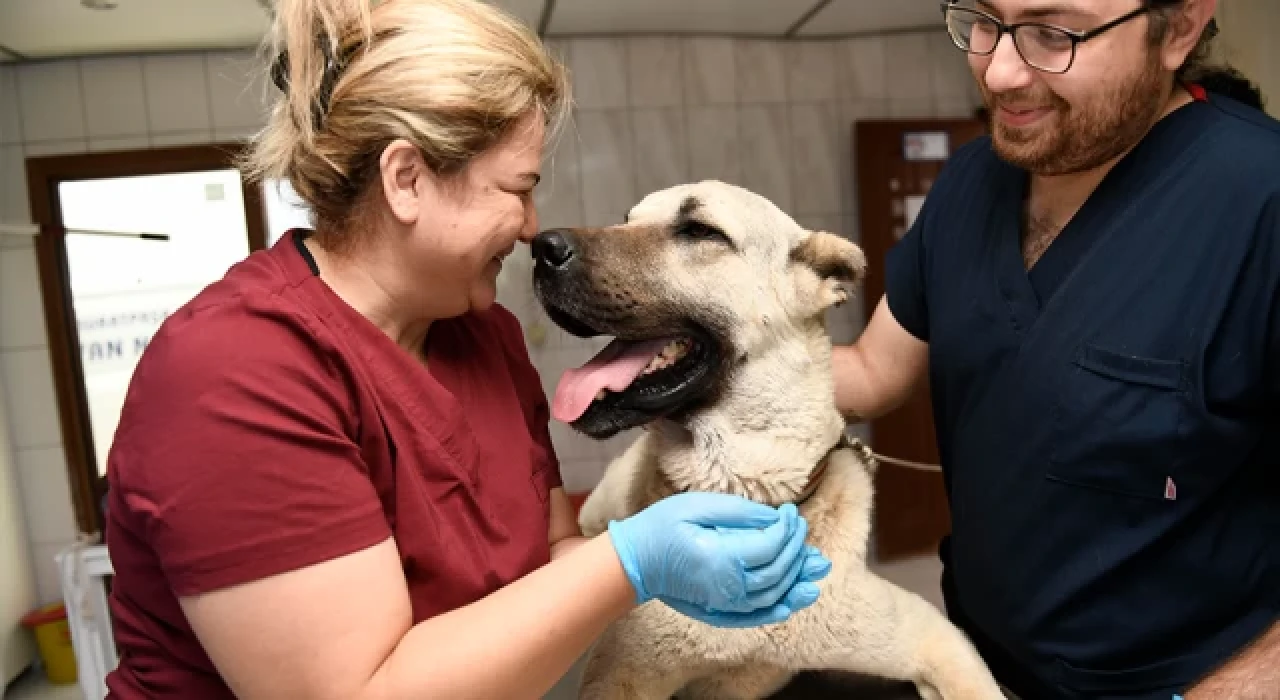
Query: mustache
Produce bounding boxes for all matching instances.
[983,87,1065,112]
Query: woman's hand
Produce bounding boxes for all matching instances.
[606,493,830,628]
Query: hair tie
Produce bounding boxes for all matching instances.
[270,38,348,131]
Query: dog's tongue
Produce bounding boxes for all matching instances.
[552,338,670,423]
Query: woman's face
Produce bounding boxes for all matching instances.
[393,112,546,318]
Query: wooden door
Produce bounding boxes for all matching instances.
[853,117,987,562]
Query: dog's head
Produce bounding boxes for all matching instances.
[532,180,866,439]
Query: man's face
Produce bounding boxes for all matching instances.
[964,0,1170,175]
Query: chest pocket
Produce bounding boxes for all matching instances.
[1049,343,1190,501]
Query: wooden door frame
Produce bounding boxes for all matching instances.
[24,143,268,535]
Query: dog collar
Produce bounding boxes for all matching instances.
[660,433,851,506]
[792,433,851,505]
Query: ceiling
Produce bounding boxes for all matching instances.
[0,0,946,62]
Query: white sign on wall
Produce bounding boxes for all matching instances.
[902,131,951,161]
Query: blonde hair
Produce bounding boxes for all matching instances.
[242,0,571,245]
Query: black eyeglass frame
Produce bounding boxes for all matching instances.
[939,1,1164,74]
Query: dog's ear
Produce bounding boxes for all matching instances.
[791,230,867,307]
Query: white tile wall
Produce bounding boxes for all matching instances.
[631,108,688,195]
[686,106,741,184]
[17,62,86,143]
[81,57,150,139]
[568,39,629,110]
[0,348,62,452]
[626,39,684,108]
[0,243,48,351]
[15,447,77,547]
[143,54,214,135]
[839,36,888,101]
[735,40,788,104]
[738,105,793,211]
[786,41,840,102]
[890,98,937,118]
[683,38,737,106]
[575,109,636,227]
[0,143,30,230]
[883,33,935,102]
[788,103,842,216]
[28,541,67,609]
[0,34,979,602]
[0,66,22,146]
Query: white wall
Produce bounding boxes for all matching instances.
[0,33,980,604]
[0,367,37,685]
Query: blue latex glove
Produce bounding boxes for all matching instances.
[607,493,831,628]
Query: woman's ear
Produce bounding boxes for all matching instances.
[790,230,867,308]
[379,139,427,226]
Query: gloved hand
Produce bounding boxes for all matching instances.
[607,492,831,628]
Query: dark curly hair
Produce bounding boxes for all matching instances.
[1148,0,1265,110]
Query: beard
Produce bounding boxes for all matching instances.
[981,49,1167,175]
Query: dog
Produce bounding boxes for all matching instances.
[530,180,1004,700]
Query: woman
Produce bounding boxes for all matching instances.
[101,1,829,698]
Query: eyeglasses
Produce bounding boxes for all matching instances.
[940,1,1156,74]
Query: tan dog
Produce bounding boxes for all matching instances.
[531,181,1003,700]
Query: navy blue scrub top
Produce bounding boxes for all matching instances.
[885,92,1280,700]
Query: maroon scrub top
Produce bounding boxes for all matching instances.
[103,229,563,699]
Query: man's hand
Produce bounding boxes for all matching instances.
[1181,619,1280,699]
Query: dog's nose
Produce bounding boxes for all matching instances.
[533,229,575,269]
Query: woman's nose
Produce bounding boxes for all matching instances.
[518,204,540,244]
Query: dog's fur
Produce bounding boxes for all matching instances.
[532,181,1003,700]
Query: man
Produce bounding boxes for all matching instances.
[833,0,1278,698]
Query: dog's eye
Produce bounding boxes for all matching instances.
[674,220,730,245]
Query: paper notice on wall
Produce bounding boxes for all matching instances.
[903,131,950,161]
[905,195,927,230]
